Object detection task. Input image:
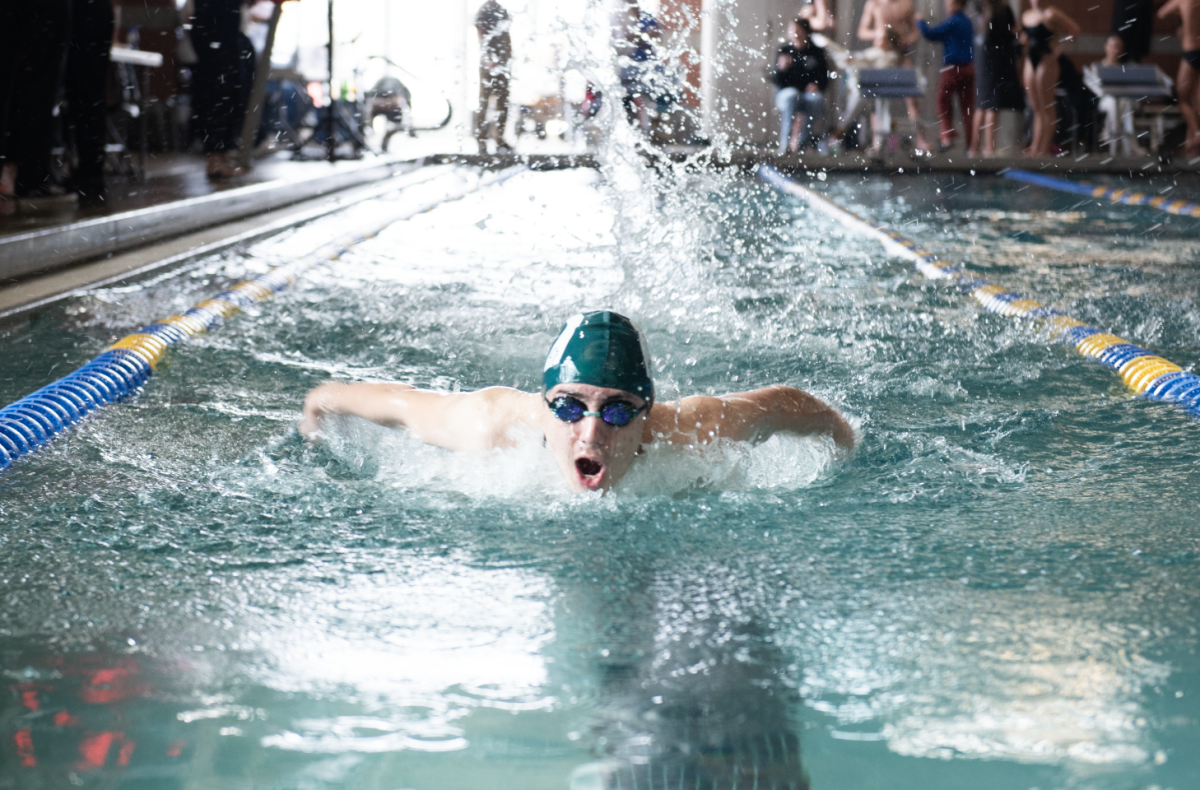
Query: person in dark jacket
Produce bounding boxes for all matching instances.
[918,0,976,153]
[0,0,73,204]
[65,0,115,203]
[1112,0,1154,62]
[772,17,830,154]
[190,0,255,179]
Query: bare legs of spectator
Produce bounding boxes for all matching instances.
[476,68,511,153]
[906,96,931,152]
[1176,58,1200,158]
[1023,55,1059,156]
[974,109,999,156]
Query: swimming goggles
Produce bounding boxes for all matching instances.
[545,395,644,427]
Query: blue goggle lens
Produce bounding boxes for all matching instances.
[547,396,642,427]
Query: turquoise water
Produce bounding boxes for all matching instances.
[2,166,1199,790]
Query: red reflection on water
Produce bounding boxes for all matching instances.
[7,653,180,779]
[14,728,35,767]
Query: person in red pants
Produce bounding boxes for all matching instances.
[918,0,976,155]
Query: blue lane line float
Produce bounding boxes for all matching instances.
[757,164,1200,419]
[1003,169,1200,218]
[0,166,528,472]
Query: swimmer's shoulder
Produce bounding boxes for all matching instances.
[468,387,543,446]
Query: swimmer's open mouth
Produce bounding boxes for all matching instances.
[575,458,603,478]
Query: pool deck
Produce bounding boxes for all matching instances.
[1,145,1194,330]
[0,152,423,281]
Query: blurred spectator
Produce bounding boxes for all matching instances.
[65,0,116,204]
[858,0,929,151]
[830,27,902,150]
[1054,52,1097,152]
[475,0,513,153]
[1088,35,1140,153]
[618,2,663,134]
[973,0,1024,156]
[190,0,255,178]
[772,18,830,154]
[918,0,976,154]
[1159,0,1200,156]
[1021,0,1080,156]
[800,0,837,37]
[0,1,73,204]
[1101,32,1126,66]
[1112,0,1154,62]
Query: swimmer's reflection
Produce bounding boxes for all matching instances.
[558,551,809,790]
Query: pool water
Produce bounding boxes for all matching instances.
[2,164,1199,790]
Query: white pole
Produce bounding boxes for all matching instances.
[700,0,716,140]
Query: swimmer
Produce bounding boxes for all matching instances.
[299,311,855,493]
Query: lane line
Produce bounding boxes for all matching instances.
[757,164,1200,420]
[1003,169,1200,218]
[0,166,527,472]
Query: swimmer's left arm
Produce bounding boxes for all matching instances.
[648,385,855,451]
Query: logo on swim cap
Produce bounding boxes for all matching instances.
[543,311,654,404]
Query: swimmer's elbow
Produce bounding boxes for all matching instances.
[759,385,855,449]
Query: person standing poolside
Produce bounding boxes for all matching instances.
[1112,0,1155,63]
[0,0,73,206]
[1020,0,1080,157]
[829,27,901,150]
[190,0,256,179]
[800,0,838,37]
[1089,35,1142,153]
[918,0,976,155]
[772,18,831,155]
[299,311,855,494]
[617,3,664,134]
[1159,0,1200,157]
[973,0,1025,156]
[475,0,514,154]
[858,0,931,151]
[65,0,115,204]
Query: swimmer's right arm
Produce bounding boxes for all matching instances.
[299,382,538,451]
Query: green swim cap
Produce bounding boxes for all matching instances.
[543,311,654,404]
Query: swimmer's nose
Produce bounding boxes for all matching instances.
[576,413,605,443]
